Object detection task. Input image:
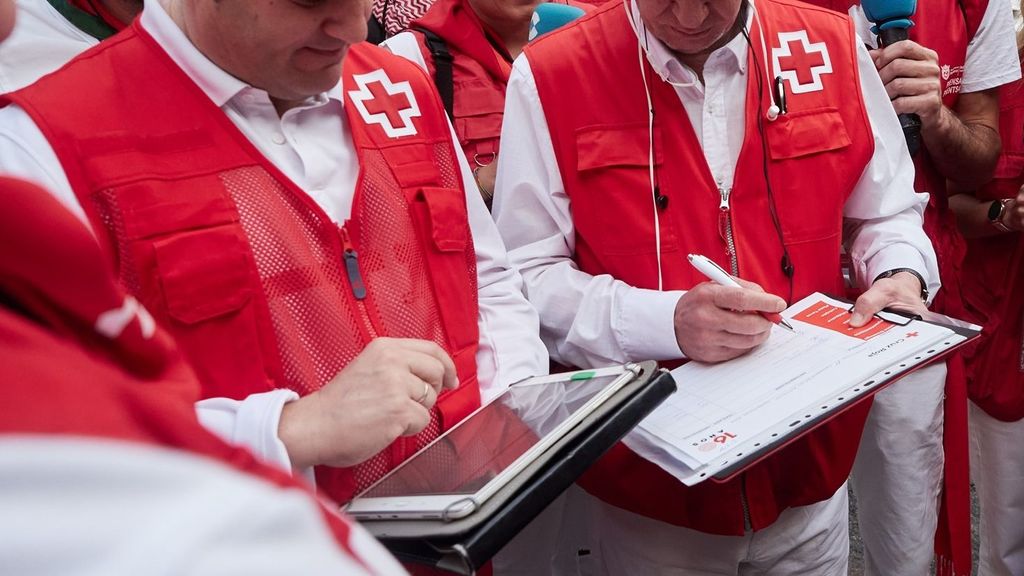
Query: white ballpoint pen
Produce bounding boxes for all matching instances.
[687,254,796,332]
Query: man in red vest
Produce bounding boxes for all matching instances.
[0,0,548,549]
[0,0,141,91]
[950,36,1024,574]
[494,0,938,572]
[796,2,1018,575]
[0,175,407,576]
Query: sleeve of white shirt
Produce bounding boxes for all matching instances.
[492,56,686,369]
[843,40,940,301]
[961,0,1021,94]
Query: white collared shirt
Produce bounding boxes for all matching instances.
[0,0,548,476]
[491,0,941,369]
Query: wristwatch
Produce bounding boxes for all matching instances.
[987,198,1013,233]
[874,267,929,302]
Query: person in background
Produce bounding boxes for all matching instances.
[493,0,938,573]
[950,5,1024,571]
[385,0,589,209]
[799,2,1018,574]
[0,171,407,575]
[0,0,141,91]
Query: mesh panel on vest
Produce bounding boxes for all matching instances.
[92,190,141,296]
[219,167,365,396]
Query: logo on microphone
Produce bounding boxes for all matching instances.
[348,69,422,138]
[772,30,833,94]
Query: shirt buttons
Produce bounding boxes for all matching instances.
[271,133,286,145]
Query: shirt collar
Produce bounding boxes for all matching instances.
[140,0,344,109]
[625,0,751,85]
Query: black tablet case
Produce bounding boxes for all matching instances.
[356,361,675,574]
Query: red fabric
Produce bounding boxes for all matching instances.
[800,3,986,572]
[4,33,481,505]
[525,0,874,534]
[0,176,367,567]
[962,57,1024,421]
[68,0,129,30]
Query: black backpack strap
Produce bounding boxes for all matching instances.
[413,27,454,120]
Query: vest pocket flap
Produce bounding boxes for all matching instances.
[418,187,469,252]
[154,226,252,324]
[576,123,662,171]
[456,113,503,142]
[114,178,238,240]
[382,144,441,188]
[766,108,850,160]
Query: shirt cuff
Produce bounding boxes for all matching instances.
[858,245,936,304]
[195,390,315,484]
[615,288,687,361]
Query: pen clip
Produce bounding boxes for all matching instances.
[689,254,732,279]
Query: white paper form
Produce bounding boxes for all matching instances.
[622,293,961,485]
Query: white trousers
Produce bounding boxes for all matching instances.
[581,482,849,576]
[851,363,946,576]
[970,402,1024,576]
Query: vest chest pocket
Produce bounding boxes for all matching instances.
[764,107,850,244]
[573,123,676,254]
[454,83,504,159]
[153,226,254,324]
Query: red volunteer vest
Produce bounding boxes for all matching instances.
[526,0,874,533]
[962,56,1024,422]
[411,0,511,167]
[5,27,482,504]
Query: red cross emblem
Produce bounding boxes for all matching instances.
[772,30,833,94]
[906,331,919,338]
[348,69,421,138]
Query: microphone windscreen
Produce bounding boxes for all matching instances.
[529,3,586,41]
[860,0,917,28]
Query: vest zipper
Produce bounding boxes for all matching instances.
[719,184,752,530]
[340,227,377,339]
[717,186,739,275]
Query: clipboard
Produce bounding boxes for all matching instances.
[705,303,980,483]
[356,361,675,575]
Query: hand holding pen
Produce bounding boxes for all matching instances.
[687,254,795,332]
[672,255,793,363]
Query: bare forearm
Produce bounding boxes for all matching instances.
[949,193,1002,238]
[921,105,1001,188]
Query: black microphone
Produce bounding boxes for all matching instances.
[862,0,923,157]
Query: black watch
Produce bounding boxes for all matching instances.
[874,267,929,302]
[987,199,1013,233]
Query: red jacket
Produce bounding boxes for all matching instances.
[525,0,874,534]
[962,55,1024,422]
[5,30,482,505]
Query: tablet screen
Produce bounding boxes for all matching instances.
[357,372,624,498]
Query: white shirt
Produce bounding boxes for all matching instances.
[0,0,102,92]
[0,0,548,475]
[492,0,940,369]
[0,438,408,576]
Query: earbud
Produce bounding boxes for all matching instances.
[766,104,780,121]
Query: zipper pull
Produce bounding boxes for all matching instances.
[717,187,732,241]
[340,228,366,300]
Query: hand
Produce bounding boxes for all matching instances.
[999,186,1024,231]
[473,161,498,207]
[849,272,928,327]
[673,280,787,363]
[277,338,458,469]
[870,40,944,128]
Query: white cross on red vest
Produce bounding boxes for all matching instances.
[348,69,422,138]
[772,30,833,95]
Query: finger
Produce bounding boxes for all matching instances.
[719,308,775,336]
[850,289,888,327]
[873,41,934,70]
[733,277,766,293]
[876,57,940,86]
[402,350,449,394]
[400,402,432,436]
[393,339,459,389]
[405,375,439,410]
[712,285,786,314]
